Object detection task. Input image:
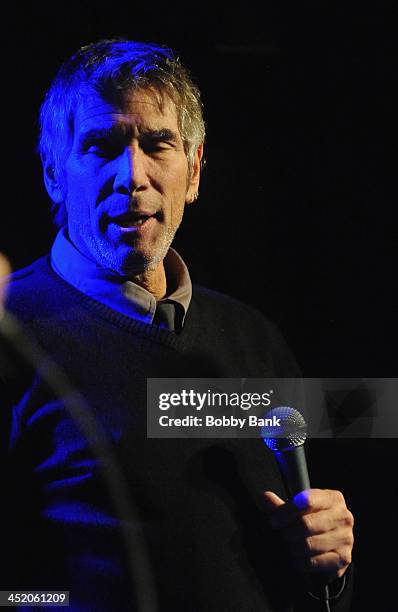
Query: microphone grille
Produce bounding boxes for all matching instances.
[261,406,307,452]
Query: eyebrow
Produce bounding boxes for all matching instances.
[140,128,179,143]
[79,126,179,144]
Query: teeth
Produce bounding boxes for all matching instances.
[120,216,150,227]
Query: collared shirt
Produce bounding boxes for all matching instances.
[50,227,192,331]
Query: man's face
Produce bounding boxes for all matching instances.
[59,88,200,276]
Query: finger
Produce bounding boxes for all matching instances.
[286,526,354,558]
[264,489,351,531]
[263,489,316,530]
[294,548,352,577]
[283,506,354,542]
[293,489,347,514]
[279,490,348,530]
[263,490,286,510]
[263,491,303,530]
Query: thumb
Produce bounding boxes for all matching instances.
[263,490,286,511]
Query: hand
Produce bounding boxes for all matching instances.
[0,253,11,307]
[263,489,354,582]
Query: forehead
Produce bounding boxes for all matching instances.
[72,88,180,134]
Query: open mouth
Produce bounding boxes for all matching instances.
[113,212,158,228]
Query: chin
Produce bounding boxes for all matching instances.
[98,239,169,277]
[118,251,160,277]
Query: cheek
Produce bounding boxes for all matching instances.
[165,202,185,238]
[163,167,189,211]
[65,156,103,196]
[155,155,189,192]
[65,166,100,214]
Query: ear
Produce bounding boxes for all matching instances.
[186,144,204,205]
[43,160,64,205]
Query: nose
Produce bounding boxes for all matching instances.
[113,145,149,195]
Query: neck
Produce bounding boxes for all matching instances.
[130,262,167,300]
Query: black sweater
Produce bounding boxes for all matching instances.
[0,257,352,611]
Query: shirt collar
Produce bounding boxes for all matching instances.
[50,227,192,325]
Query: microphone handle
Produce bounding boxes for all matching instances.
[274,445,310,498]
[275,445,331,605]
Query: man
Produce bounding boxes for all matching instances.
[1,39,353,611]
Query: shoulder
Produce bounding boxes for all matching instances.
[191,284,301,376]
[192,284,277,328]
[192,283,256,310]
[7,256,52,288]
[6,256,65,321]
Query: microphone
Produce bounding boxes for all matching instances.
[261,406,310,497]
[262,406,331,607]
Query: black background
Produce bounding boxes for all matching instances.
[2,2,397,609]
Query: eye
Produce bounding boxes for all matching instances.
[82,134,125,159]
[145,141,168,152]
[144,142,171,154]
[140,134,174,155]
[86,141,121,158]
